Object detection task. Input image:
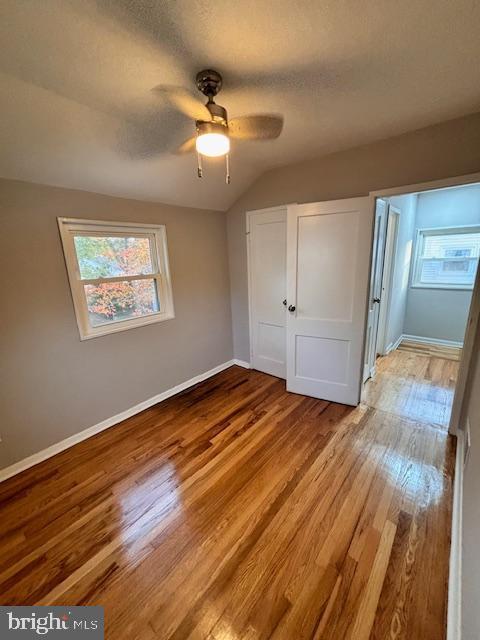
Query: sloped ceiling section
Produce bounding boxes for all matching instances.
[0,0,480,210]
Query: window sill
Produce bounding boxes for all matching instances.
[79,311,175,340]
[410,284,474,292]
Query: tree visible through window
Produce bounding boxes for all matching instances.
[58,219,174,339]
[74,236,159,326]
[412,226,480,288]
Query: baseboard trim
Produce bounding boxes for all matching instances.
[402,334,464,349]
[447,430,464,640]
[385,334,403,354]
[0,359,241,483]
[232,359,251,369]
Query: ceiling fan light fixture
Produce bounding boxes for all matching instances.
[163,69,282,183]
[196,133,230,157]
[195,121,230,157]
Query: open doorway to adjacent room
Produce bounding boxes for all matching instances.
[363,182,480,431]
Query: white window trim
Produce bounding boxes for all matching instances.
[58,217,175,340]
[411,224,480,291]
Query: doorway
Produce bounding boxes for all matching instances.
[247,174,480,434]
[363,182,480,431]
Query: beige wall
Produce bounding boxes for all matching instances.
[0,179,233,469]
[227,112,480,361]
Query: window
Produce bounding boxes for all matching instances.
[58,218,174,339]
[412,226,480,289]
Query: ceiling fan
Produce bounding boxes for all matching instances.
[155,69,284,183]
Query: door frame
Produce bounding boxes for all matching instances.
[364,198,388,382]
[369,170,480,435]
[246,205,292,372]
[375,204,400,356]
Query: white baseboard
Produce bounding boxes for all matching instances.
[402,334,464,349]
[385,334,404,354]
[232,359,251,369]
[448,430,464,640]
[0,359,243,484]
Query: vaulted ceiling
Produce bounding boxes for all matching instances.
[1,1,480,210]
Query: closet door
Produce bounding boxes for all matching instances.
[286,197,373,405]
[247,207,287,378]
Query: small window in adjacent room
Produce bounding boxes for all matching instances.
[58,218,174,339]
[412,226,480,289]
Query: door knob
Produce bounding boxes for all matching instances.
[373,297,381,303]
[282,299,287,306]
[288,305,296,312]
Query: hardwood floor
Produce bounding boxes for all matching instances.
[364,347,459,428]
[397,339,462,362]
[0,353,456,639]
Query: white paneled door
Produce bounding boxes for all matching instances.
[248,207,287,378]
[286,198,373,405]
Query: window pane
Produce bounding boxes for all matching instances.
[423,232,480,259]
[74,236,155,279]
[420,257,478,286]
[418,230,480,286]
[84,279,160,326]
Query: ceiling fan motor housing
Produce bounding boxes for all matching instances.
[196,69,223,99]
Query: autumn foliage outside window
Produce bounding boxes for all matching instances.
[74,236,160,325]
[58,218,174,339]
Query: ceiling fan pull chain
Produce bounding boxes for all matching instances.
[225,153,231,184]
[197,151,203,178]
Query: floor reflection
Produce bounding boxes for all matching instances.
[363,348,458,429]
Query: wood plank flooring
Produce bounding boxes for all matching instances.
[363,347,459,428]
[0,351,457,639]
[397,339,462,362]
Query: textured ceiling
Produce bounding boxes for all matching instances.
[1,1,480,211]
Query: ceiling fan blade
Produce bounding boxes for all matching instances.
[175,136,196,155]
[228,115,284,140]
[152,85,211,122]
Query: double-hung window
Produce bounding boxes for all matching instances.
[58,218,174,339]
[412,225,480,289]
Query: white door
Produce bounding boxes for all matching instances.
[248,207,287,378]
[376,206,400,355]
[286,197,374,405]
[364,198,388,381]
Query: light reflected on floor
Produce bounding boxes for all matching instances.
[367,441,446,508]
[118,461,183,551]
[363,349,458,429]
